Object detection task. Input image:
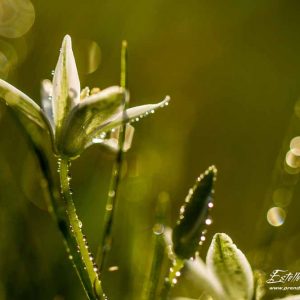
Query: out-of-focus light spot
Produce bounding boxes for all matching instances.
[272,188,293,207]
[0,0,35,38]
[294,99,300,118]
[74,39,101,74]
[285,150,300,169]
[267,207,286,227]
[108,266,119,272]
[0,39,18,78]
[0,51,9,78]
[290,136,300,156]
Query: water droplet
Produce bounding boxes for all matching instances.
[109,190,115,197]
[208,202,214,208]
[205,218,212,225]
[175,271,181,276]
[106,204,113,211]
[172,278,177,284]
[153,223,165,235]
[69,255,73,260]
[51,70,55,76]
[78,220,83,228]
[200,235,206,241]
[267,207,286,227]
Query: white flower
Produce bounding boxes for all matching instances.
[0,35,170,159]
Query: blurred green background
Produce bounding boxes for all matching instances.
[1,0,300,299]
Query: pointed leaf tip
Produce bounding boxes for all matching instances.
[206,233,254,300]
[172,165,217,259]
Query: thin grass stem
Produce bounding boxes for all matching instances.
[96,40,128,271]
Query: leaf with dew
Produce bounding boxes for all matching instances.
[172,166,217,259]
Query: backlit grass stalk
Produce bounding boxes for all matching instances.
[142,194,171,300]
[160,258,184,300]
[97,41,128,271]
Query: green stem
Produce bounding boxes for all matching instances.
[97,40,128,270]
[142,233,165,300]
[10,111,106,299]
[160,258,184,300]
[59,157,105,300]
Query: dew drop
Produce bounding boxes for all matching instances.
[205,218,213,225]
[78,220,83,229]
[108,190,115,197]
[153,223,164,235]
[106,204,113,211]
[51,70,55,76]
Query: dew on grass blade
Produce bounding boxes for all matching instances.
[172,165,217,259]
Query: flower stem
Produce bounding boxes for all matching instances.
[97,40,128,271]
[59,157,105,300]
[160,258,184,300]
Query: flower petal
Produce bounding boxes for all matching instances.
[99,95,170,133]
[206,233,254,300]
[58,86,127,158]
[52,35,80,134]
[40,79,54,128]
[186,256,227,300]
[0,79,50,131]
[92,124,135,152]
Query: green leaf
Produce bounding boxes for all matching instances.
[172,166,217,259]
[0,79,50,131]
[206,233,254,300]
[186,257,227,300]
[58,86,127,158]
[52,35,80,135]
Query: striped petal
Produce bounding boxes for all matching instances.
[58,86,127,158]
[52,35,80,136]
[206,233,254,300]
[97,95,170,134]
[0,79,50,131]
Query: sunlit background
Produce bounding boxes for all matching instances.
[1,0,300,299]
